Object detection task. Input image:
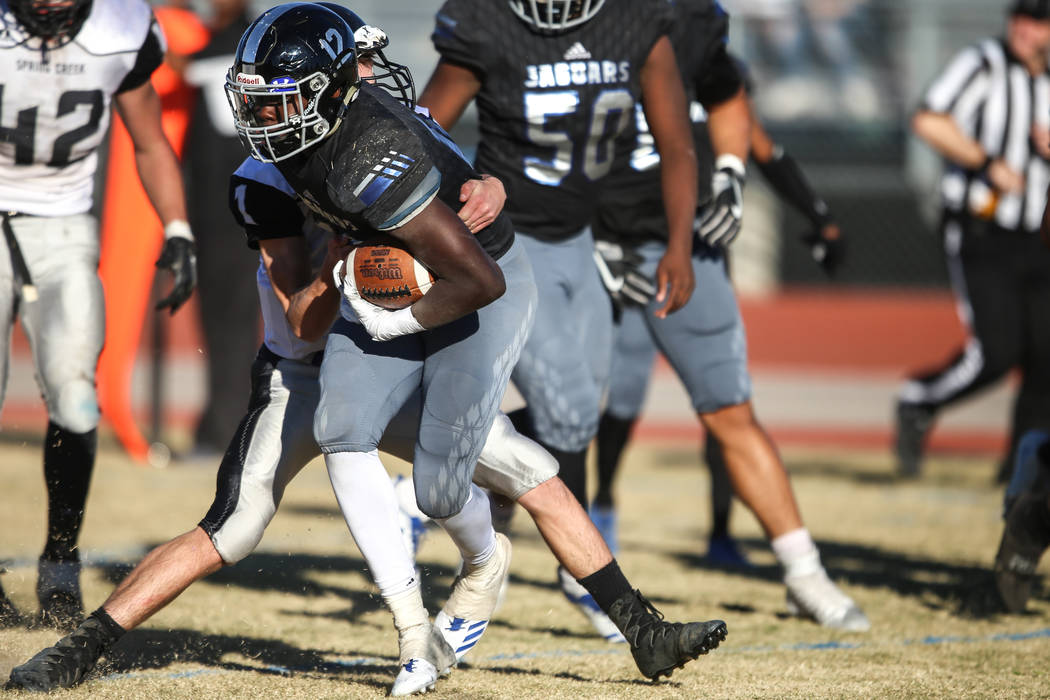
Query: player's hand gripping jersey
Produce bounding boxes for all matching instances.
[432,0,674,241]
[593,0,741,246]
[276,84,514,261]
[0,0,164,215]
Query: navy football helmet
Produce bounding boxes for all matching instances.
[508,0,605,32]
[225,2,359,163]
[7,0,92,45]
[317,2,415,108]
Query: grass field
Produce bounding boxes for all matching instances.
[1,436,1049,698]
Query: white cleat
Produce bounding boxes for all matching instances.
[390,622,456,696]
[436,533,512,661]
[785,570,871,632]
[557,566,626,643]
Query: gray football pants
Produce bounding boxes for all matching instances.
[606,240,751,420]
[0,214,103,433]
[315,238,537,519]
[512,228,614,452]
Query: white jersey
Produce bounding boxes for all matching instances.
[230,158,330,361]
[0,0,163,216]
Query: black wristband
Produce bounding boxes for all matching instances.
[755,150,831,228]
[978,153,994,173]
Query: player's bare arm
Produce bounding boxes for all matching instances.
[115,81,189,226]
[418,59,482,131]
[913,109,1025,193]
[747,96,841,273]
[117,79,197,312]
[387,196,506,329]
[260,235,352,342]
[639,36,697,318]
[708,85,751,163]
[458,174,506,233]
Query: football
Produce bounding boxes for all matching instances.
[347,236,436,310]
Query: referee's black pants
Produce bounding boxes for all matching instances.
[901,212,1050,469]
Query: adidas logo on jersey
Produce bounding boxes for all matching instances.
[563,42,591,61]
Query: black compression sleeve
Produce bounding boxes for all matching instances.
[755,149,832,227]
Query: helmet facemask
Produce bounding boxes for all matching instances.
[7,0,92,47]
[508,0,605,33]
[226,56,358,163]
[355,24,416,108]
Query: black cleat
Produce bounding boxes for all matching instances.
[895,401,935,479]
[6,612,118,692]
[993,489,1050,613]
[37,590,84,631]
[607,590,727,680]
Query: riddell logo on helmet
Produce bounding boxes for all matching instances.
[236,73,265,85]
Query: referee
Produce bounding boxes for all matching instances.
[896,0,1050,479]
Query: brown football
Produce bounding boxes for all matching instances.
[347,236,436,310]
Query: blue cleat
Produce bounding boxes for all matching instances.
[705,535,752,568]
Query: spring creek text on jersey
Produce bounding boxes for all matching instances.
[16,59,86,75]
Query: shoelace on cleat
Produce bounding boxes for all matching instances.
[619,591,683,648]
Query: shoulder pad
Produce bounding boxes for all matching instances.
[233,158,297,198]
[75,0,152,55]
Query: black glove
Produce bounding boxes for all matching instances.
[696,157,745,248]
[154,236,197,313]
[593,240,657,321]
[801,224,843,277]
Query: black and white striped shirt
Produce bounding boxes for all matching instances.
[923,38,1050,233]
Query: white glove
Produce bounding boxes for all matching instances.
[593,240,657,306]
[696,154,746,248]
[332,259,426,342]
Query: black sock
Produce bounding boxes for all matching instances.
[595,413,635,507]
[42,422,97,563]
[704,432,733,539]
[88,607,126,642]
[579,559,633,612]
[540,442,588,507]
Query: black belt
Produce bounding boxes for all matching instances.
[258,344,324,367]
[1,212,37,302]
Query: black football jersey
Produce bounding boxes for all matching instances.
[592,0,741,246]
[276,84,514,260]
[432,0,674,241]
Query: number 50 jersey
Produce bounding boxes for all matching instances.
[432,0,674,242]
[0,0,164,216]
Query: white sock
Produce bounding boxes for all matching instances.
[325,450,418,597]
[770,527,823,579]
[434,484,496,567]
[385,581,428,633]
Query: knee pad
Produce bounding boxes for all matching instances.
[208,506,274,564]
[51,379,100,434]
[475,413,559,500]
[413,458,473,520]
